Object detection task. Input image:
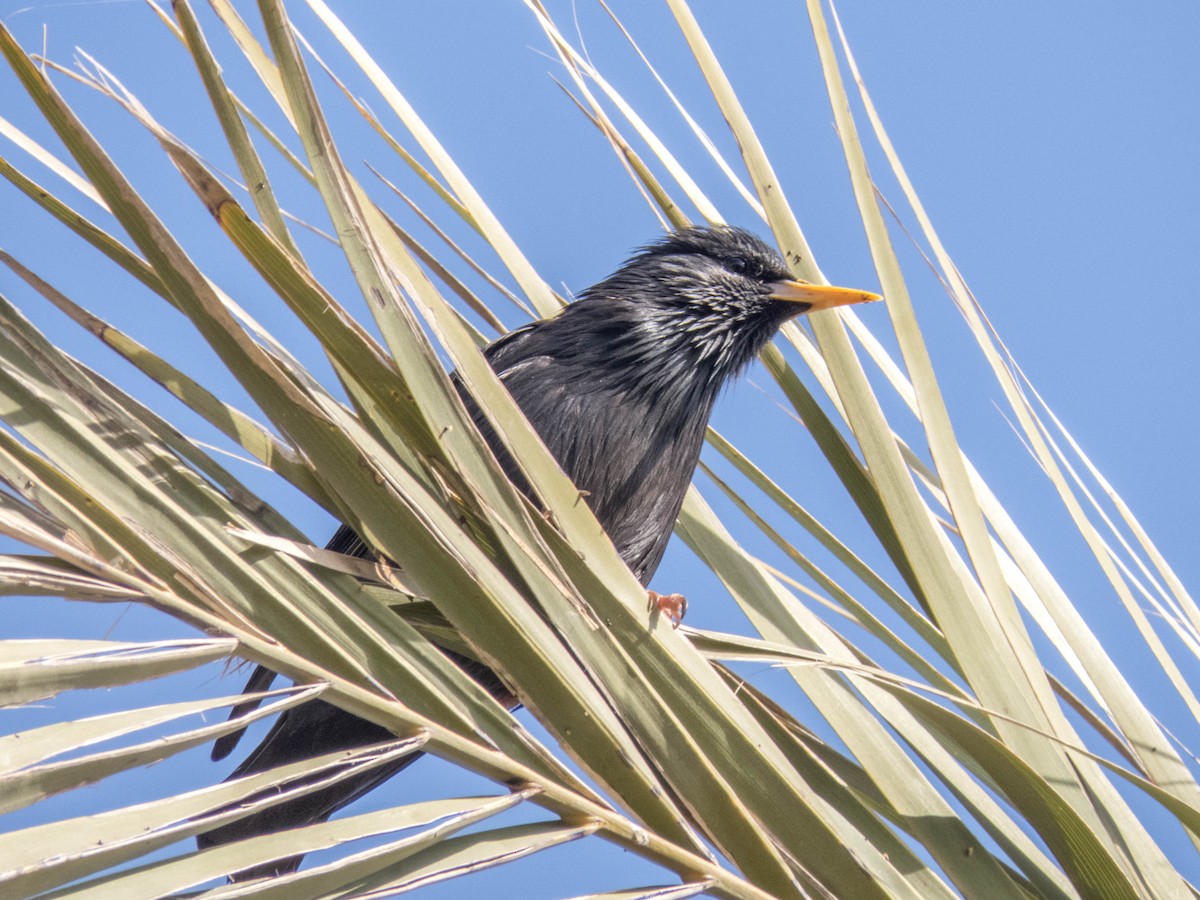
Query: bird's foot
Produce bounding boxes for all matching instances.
[648,590,688,629]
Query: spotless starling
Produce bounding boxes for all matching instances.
[199,225,879,877]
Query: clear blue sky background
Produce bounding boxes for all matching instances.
[2,1,1199,896]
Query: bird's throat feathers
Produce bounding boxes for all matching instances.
[559,288,789,409]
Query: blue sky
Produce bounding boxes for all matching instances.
[1,1,1199,895]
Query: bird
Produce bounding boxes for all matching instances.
[197,224,879,878]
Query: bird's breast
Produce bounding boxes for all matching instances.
[497,356,715,583]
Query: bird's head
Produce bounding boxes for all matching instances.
[576,225,879,390]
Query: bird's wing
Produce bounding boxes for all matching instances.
[210,663,279,761]
[210,522,379,762]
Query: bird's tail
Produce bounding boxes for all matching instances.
[196,696,424,880]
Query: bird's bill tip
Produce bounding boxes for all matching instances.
[769,279,882,312]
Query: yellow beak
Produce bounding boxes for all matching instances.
[769,279,882,312]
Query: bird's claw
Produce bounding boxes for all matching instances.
[648,590,687,628]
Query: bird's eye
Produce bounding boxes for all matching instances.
[724,256,750,275]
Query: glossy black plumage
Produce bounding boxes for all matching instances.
[198,225,871,878]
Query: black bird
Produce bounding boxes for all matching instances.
[198,225,878,877]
